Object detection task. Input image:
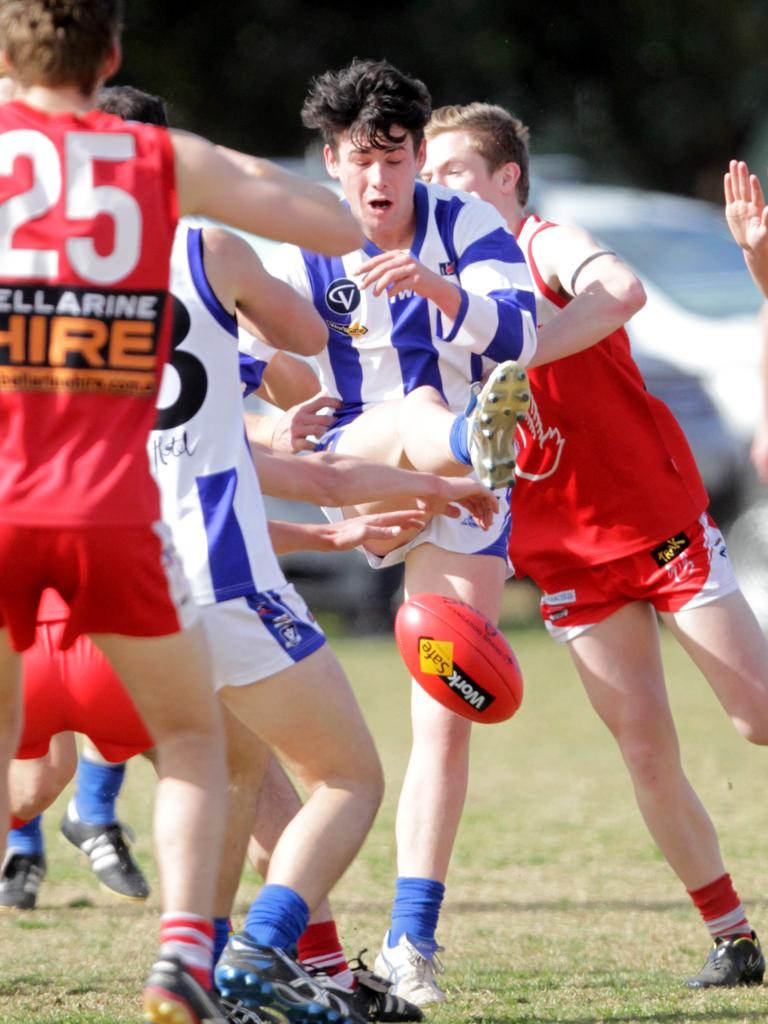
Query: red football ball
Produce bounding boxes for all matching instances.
[394,593,523,724]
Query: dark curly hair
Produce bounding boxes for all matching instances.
[97,84,168,127]
[301,58,431,153]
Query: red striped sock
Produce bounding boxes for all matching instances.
[160,913,215,990]
[298,920,355,990]
[688,873,752,941]
[10,816,28,831]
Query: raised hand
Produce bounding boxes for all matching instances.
[724,160,768,253]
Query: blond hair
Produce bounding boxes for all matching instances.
[0,0,123,95]
[426,103,531,205]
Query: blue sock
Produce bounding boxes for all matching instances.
[8,815,44,856]
[213,916,232,967]
[244,884,310,950]
[389,876,445,957]
[448,414,472,466]
[74,757,126,826]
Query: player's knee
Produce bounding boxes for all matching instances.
[620,735,681,790]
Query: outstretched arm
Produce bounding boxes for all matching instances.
[724,160,768,298]
[202,227,327,356]
[172,131,362,256]
[528,223,646,368]
[268,510,428,555]
[252,445,499,528]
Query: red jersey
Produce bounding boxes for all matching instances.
[509,215,708,581]
[0,100,178,526]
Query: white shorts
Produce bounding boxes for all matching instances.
[200,583,326,689]
[322,486,513,571]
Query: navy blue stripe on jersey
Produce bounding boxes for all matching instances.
[302,251,364,422]
[457,227,526,273]
[197,468,255,600]
[483,288,531,362]
[239,351,268,398]
[476,506,512,559]
[187,228,238,338]
[470,353,483,384]
[244,590,326,663]
[390,292,445,398]
[432,193,464,264]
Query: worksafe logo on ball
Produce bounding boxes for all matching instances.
[418,637,495,712]
[325,278,361,316]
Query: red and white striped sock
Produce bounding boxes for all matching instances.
[160,912,215,990]
[688,873,752,941]
[298,920,355,991]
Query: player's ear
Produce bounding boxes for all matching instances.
[415,137,427,173]
[499,161,521,196]
[101,39,122,84]
[323,144,340,180]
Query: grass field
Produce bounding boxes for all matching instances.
[2,607,767,1024]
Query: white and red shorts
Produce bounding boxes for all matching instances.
[0,521,195,651]
[538,513,739,643]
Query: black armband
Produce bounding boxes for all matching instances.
[570,250,617,295]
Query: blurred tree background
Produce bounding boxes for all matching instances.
[119,0,768,201]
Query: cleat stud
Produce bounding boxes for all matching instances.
[519,391,530,402]
[516,370,527,380]
[497,372,507,382]
[503,408,511,415]
[480,413,492,424]
[482,428,494,439]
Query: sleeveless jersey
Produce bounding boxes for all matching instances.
[149,222,284,604]
[0,100,177,526]
[509,215,708,581]
[266,181,537,423]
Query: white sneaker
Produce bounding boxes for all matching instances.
[373,932,447,1007]
[466,360,531,490]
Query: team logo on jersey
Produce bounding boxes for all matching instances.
[325,278,361,315]
[439,260,457,276]
[274,612,302,649]
[327,319,368,338]
[650,531,690,567]
[514,391,566,482]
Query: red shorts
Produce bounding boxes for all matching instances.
[0,521,195,651]
[16,619,154,762]
[538,513,739,643]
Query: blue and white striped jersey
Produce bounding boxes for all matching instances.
[266,181,537,424]
[149,221,285,604]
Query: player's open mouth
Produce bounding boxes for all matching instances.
[369,199,392,209]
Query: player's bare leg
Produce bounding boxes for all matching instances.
[0,631,22,868]
[92,625,226,917]
[9,732,77,820]
[220,645,382,911]
[663,591,768,743]
[568,602,727,889]
[374,544,506,1005]
[215,705,272,920]
[214,645,382,1022]
[570,600,765,988]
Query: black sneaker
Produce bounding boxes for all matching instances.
[0,851,46,910]
[215,933,362,1024]
[309,954,423,1023]
[143,955,227,1023]
[60,800,150,901]
[687,931,765,988]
